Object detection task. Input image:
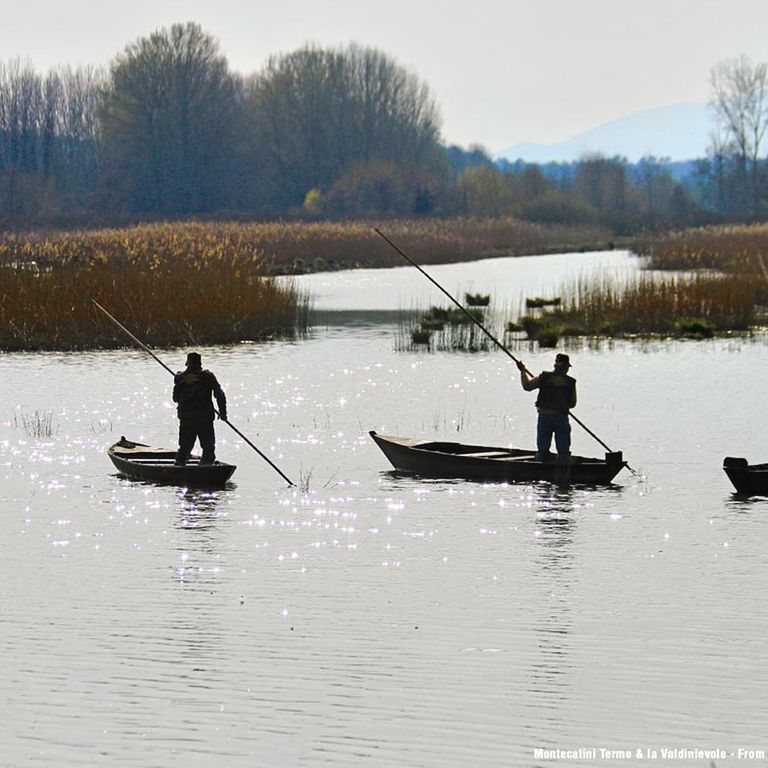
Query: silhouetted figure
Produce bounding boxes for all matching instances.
[517,353,577,462]
[173,352,227,466]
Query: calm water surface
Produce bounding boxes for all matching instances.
[2,251,767,767]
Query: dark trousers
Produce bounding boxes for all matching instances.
[176,413,216,465]
[536,411,571,460]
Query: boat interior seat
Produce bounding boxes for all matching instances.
[461,451,514,458]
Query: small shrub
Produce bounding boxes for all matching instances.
[425,306,450,321]
[534,325,563,348]
[518,314,545,336]
[411,328,432,345]
[675,317,716,339]
[526,296,562,309]
[465,292,491,306]
[448,307,485,324]
[560,321,587,336]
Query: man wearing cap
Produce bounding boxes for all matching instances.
[517,353,577,462]
[173,352,228,466]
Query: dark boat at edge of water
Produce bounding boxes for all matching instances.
[723,457,768,496]
[369,431,626,485]
[108,437,237,487]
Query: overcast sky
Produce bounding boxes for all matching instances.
[3,0,767,152]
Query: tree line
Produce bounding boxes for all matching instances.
[0,23,766,232]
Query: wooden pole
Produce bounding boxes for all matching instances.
[373,228,619,455]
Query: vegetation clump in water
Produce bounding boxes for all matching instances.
[465,292,491,306]
[398,302,494,352]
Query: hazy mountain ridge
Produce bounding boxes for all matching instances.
[496,102,712,164]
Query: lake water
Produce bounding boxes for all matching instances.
[2,251,767,767]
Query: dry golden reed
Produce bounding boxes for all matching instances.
[0,222,309,350]
[0,217,608,350]
[635,223,768,282]
[532,271,760,337]
[221,217,608,271]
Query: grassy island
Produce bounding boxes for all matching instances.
[397,223,768,352]
[515,224,768,345]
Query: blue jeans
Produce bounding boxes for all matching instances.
[536,412,571,460]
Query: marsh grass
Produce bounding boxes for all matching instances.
[298,465,314,493]
[257,216,608,272]
[0,223,310,350]
[635,224,768,292]
[20,410,58,437]
[425,404,471,433]
[560,223,768,338]
[518,271,759,338]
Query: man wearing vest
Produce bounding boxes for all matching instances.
[173,352,228,466]
[517,353,577,462]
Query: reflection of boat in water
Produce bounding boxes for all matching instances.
[108,437,236,487]
[369,431,626,485]
[723,457,768,496]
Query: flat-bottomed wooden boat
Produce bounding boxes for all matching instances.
[108,437,236,486]
[369,431,626,485]
[723,457,768,496]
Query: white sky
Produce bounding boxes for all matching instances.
[3,0,767,152]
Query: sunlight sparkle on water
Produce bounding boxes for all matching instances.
[3,264,768,766]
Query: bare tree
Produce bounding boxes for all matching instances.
[51,65,104,207]
[0,59,45,213]
[710,55,768,214]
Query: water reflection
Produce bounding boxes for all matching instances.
[534,488,576,565]
[173,487,230,587]
[377,470,466,491]
[725,493,768,510]
[526,487,576,743]
[176,487,229,530]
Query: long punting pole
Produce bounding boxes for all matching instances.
[373,228,618,455]
[92,300,295,487]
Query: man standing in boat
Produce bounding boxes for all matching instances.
[173,352,228,466]
[517,353,577,462]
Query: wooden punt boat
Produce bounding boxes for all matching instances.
[723,457,768,496]
[108,437,236,486]
[369,431,626,485]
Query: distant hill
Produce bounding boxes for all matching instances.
[495,102,712,164]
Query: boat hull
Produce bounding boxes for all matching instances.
[108,438,236,487]
[369,431,625,485]
[723,457,768,496]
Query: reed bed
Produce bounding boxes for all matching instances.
[0,223,309,351]
[75,218,609,273]
[517,271,760,341]
[635,223,768,280]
